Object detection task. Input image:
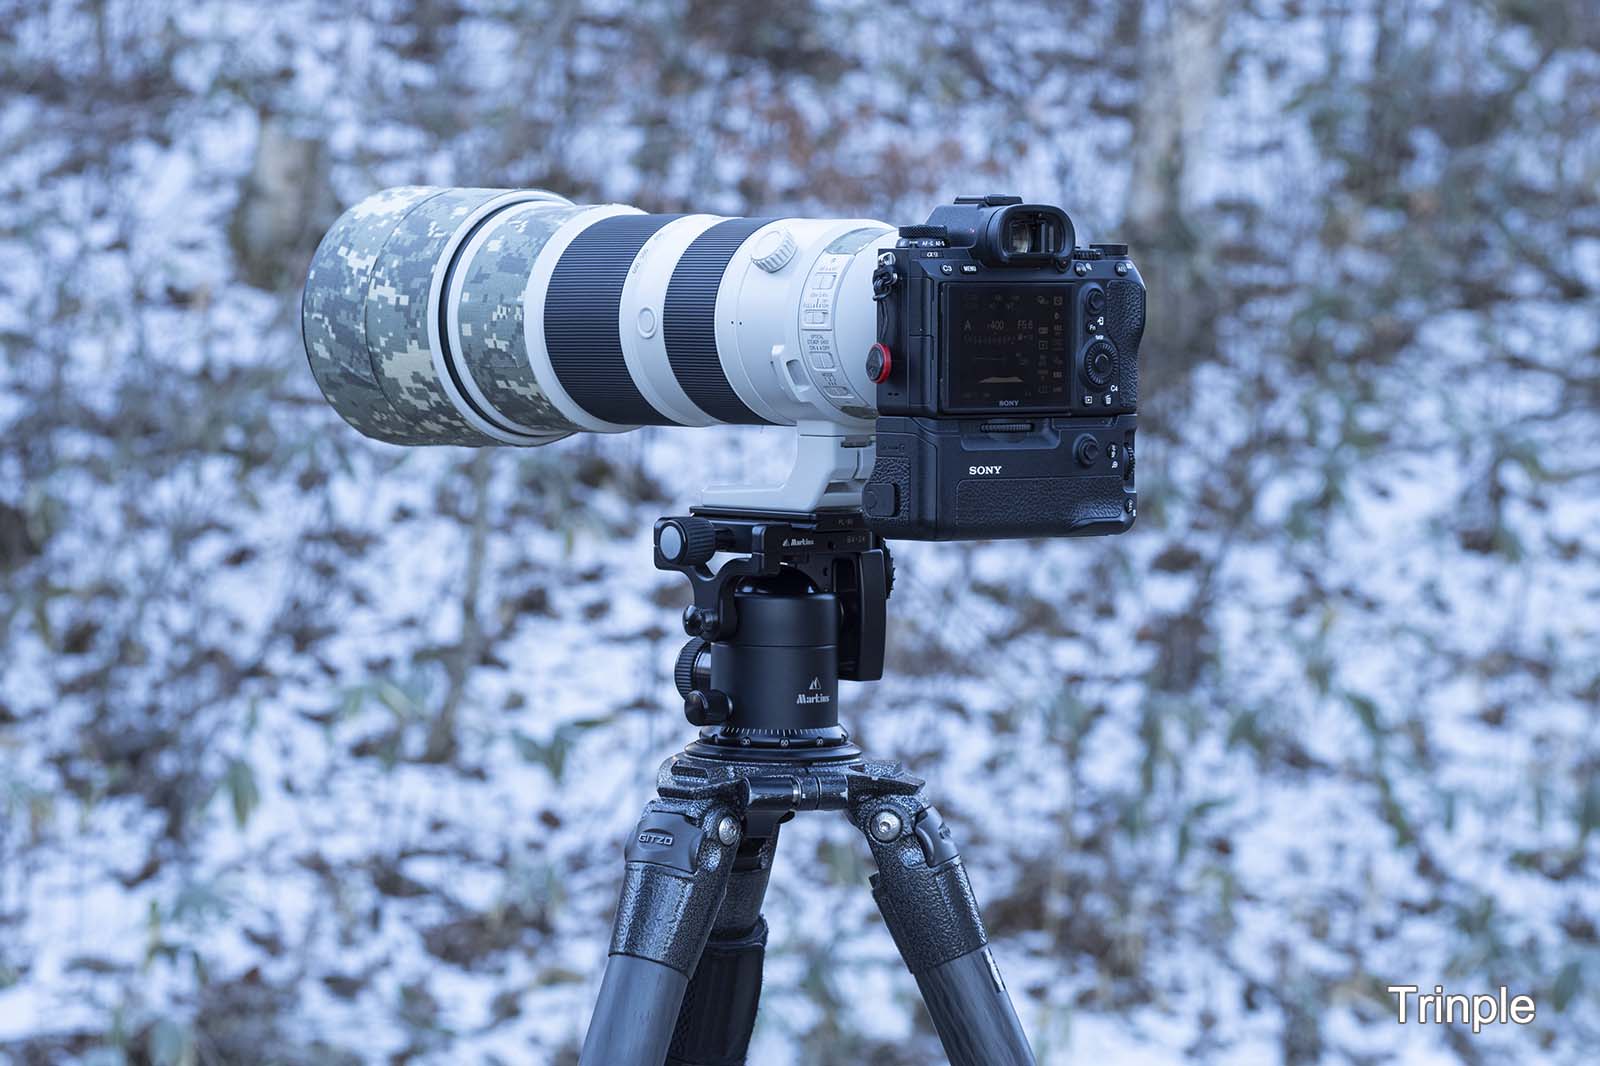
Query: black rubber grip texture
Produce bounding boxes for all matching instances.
[1104,279,1145,411]
[666,918,767,1066]
[663,217,778,425]
[546,213,683,426]
[955,475,1127,530]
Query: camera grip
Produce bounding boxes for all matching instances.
[864,416,1137,541]
[1103,279,1144,411]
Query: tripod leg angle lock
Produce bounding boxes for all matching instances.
[578,510,1035,1066]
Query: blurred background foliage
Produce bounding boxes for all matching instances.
[2,1,1598,1063]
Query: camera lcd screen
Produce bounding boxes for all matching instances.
[943,284,1071,412]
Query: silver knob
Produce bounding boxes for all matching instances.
[751,228,798,273]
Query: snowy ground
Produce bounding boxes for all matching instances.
[3,2,1597,1064]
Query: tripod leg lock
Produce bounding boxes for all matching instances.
[848,769,1037,1066]
[611,801,743,975]
[626,810,711,872]
[848,789,988,975]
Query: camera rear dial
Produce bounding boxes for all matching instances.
[1082,340,1118,390]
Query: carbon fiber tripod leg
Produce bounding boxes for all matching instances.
[664,832,779,1066]
[847,765,1036,1066]
[579,800,744,1066]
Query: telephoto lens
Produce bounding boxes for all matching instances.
[301,186,893,447]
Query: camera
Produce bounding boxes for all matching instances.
[301,187,1142,542]
[861,194,1143,540]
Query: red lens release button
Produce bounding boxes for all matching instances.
[866,342,892,384]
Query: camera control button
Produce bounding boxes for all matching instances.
[863,482,898,518]
[960,264,979,274]
[1082,341,1117,389]
[866,343,892,384]
[940,264,954,275]
[1073,434,1102,468]
[1085,288,1106,314]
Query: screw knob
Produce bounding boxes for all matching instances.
[659,517,719,566]
[674,638,710,698]
[684,689,732,727]
[682,604,721,637]
[751,228,798,272]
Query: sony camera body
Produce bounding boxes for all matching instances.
[861,195,1144,541]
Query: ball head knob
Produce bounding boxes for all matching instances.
[684,689,732,727]
[674,638,710,698]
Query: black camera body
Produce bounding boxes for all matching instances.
[861,195,1144,541]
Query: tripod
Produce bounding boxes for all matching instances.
[577,509,1036,1066]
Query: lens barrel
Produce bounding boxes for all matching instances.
[302,187,891,446]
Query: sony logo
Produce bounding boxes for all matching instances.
[969,465,1003,476]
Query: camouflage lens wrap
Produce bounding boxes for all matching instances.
[454,201,592,433]
[304,187,894,449]
[361,187,510,446]
[301,185,443,444]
